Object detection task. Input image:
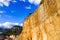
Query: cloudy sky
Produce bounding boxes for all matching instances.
[0,0,41,28]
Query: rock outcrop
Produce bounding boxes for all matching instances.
[16,0,60,40]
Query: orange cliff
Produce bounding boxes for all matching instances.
[16,0,60,40]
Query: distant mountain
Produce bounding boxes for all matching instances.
[0,27,4,34]
[0,27,4,31]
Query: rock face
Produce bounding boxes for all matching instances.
[16,0,60,40]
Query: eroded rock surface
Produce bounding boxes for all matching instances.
[16,0,60,40]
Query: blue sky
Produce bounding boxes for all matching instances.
[0,0,41,28]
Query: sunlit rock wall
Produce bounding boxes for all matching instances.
[16,0,60,40]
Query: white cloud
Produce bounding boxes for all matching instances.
[0,0,10,7]
[0,11,4,14]
[20,23,23,26]
[0,0,17,7]
[0,22,19,28]
[0,24,2,26]
[25,5,31,9]
[0,3,3,6]
[28,0,41,5]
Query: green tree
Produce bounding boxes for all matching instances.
[11,25,23,35]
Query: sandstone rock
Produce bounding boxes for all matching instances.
[16,0,60,40]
